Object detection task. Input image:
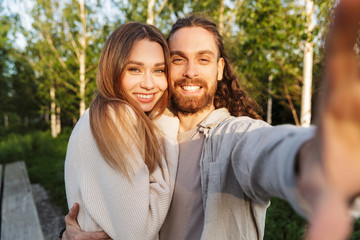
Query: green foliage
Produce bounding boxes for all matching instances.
[0,130,70,213]
[225,0,307,124]
[264,198,306,239]
[352,219,360,240]
[265,198,360,239]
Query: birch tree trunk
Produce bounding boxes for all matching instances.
[146,0,168,25]
[50,87,58,138]
[301,0,314,127]
[147,0,156,25]
[219,0,225,35]
[79,0,86,117]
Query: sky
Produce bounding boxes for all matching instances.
[2,0,35,49]
[1,0,121,50]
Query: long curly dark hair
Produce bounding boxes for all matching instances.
[168,15,262,119]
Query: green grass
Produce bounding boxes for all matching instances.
[0,130,71,213]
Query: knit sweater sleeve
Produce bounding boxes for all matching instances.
[64,109,172,240]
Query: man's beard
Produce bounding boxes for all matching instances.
[170,78,217,115]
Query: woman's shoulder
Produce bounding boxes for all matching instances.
[106,103,140,131]
[68,109,93,145]
[153,112,179,140]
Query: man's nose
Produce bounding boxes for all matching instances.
[140,72,155,90]
[183,61,199,79]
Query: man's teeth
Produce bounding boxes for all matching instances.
[135,94,154,99]
[182,86,200,92]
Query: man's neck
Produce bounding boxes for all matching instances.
[177,105,215,133]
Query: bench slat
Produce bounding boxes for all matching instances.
[1,161,44,240]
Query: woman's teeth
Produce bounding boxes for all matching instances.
[135,94,154,99]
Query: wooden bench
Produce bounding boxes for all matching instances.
[1,161,44,240]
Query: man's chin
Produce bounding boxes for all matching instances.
[171,96,212,115]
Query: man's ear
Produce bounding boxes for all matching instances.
[217,58,225,81]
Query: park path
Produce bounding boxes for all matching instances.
[32,184,65,240]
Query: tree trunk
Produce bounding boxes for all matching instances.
[79,0,86,117]
[147,0,156,25]
[24,117,29,126]
[56,106,61,134]
[50,87,57,138]
[4,114,8,127]
[267,75,273,125]
[219,0,225,35]
[72,117,77,126]
[301,0,314,127]
[44,106,49,123]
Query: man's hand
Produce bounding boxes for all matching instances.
[62,203,111,240]
[299,1,360,239]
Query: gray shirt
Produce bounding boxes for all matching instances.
[160,127,205,240]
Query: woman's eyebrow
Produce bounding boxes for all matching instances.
[127,61,164,66]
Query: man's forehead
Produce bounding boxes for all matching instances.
[169,26,218,55]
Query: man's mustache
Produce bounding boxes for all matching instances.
[173,78,208,88]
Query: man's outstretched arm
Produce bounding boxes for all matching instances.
[60,203,111,240]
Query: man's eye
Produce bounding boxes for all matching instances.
[172,58,184,63]
[200,58,210,62]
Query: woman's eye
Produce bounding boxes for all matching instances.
[154,69,165,74]
[129,68,140,73]
[200,58,210,62]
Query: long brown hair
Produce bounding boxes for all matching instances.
[168,15,261,119]
[90,22,170,178]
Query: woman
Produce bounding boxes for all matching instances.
[65,22,179,240]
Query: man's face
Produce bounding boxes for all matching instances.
[168,27,224,115]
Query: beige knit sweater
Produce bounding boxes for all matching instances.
[65,108,179,240]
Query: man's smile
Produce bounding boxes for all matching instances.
[181,85,202,94]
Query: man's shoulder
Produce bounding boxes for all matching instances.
[218,114,270,132]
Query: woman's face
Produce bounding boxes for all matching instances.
[122,39,168,112]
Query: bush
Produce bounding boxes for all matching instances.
[0,130,71,213]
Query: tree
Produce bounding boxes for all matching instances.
[300,0,314,127]
[0,13,13,128]
[0,7,39,131]
[26,0,109,136]
[111,0,185,32]
[226,0,307,124]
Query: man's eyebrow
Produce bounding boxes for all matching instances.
[197,50,216,57]
[127,61,165,67]
[170,50,216,58]
[170,51,186,58]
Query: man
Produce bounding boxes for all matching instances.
[62,5,360,239]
